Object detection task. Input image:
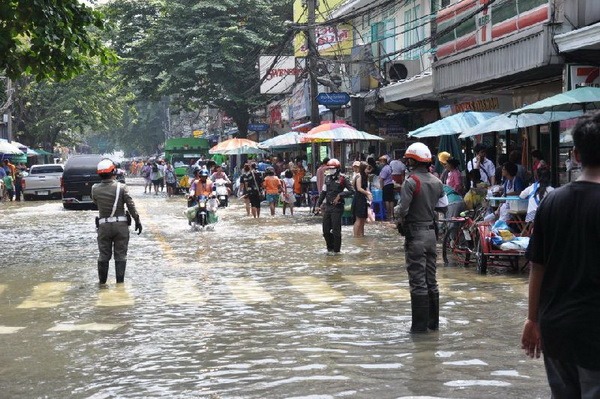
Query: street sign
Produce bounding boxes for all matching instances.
[247,123,270,131]
[192,130,204,137]
[316,92,351,106]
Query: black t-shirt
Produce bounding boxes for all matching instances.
[526,181,600,369]
[246,171,262,192]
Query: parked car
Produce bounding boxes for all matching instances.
[22,164,64,200]
[61,154,108,210]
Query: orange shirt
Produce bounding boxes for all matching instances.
[293,169,305,194]
[263,176,281,194]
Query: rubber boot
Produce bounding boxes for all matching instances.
[428,292,440,331]
[98,261,109,285]
[115,260,127,284]
[410,294,430,334]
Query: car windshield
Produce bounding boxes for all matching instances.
[30,166,63,174]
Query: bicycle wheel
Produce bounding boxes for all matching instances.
[474,233,488,274]
[443,226,472,267]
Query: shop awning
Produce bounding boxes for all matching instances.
[408,111,499,138]
[555,22,600,52]
[34,149,54,156]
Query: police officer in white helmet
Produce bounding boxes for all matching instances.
[92,159,142,285]
[396,143,447,333]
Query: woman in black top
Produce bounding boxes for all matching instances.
[352,162,373,237]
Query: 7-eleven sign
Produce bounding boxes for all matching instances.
[569,65,600,89]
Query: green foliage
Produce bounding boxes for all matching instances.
[110,0,291,136]
[0,0,116,81]
[12,65,128,150]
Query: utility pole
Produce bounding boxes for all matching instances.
[307,0,320,172]
[6,79,12,142]
[307,0,320,127]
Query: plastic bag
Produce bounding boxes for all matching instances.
[367,206,376,223]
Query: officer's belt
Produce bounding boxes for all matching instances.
[98,216,128,224]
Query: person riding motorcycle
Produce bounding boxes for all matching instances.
[316,159,354,255]
[189,168,213,199]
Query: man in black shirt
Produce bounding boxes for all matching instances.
[522,111,600,397]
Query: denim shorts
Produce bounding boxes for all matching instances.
[266,193,279,203]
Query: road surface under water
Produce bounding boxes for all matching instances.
[0,182,548,398]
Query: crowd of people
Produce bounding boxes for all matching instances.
[0,159,27,201]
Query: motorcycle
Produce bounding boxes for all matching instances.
[213,178,229,207]
[186,194,219,231]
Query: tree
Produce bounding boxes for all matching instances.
[12,65,128,150]
[108,0,291,137]
[0,0,115,81]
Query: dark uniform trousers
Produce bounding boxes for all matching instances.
[404,224,439,296]
[322,206,343,252]
[98,222,130,262]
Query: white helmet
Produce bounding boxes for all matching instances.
[404,142,432,163]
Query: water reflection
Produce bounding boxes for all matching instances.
[0,185,548,398]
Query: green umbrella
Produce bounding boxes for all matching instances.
[435,134,463,174]
[511,86,600,114]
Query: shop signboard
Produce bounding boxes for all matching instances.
[293,0,352,57]
[439,95,512,117]
[290,80,310,121]
[316,92,351,106]
[567,64,600,90]
[436,0,549,59]
[259,56,305,94]
[247,123,269,132]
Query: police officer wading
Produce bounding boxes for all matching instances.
[316,159,354,255]
[92,160,142,285]
[396,143,446,333]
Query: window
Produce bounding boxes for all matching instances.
[371,19,395,68]
[31,166,63,174]
[404,3,424,60]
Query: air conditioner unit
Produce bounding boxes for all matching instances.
[385,60,422,82]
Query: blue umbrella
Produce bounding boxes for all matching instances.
[511,86,600,114]
[460,110,583,138]
[408,111,500,138]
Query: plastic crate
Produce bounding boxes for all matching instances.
[507,197,528,212]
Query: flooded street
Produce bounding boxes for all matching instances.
[0,181,548,398]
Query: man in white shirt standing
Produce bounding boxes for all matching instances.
[467,144,495,186]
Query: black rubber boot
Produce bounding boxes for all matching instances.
[428,292,440,331]
[98,261,109,285]
[410,294,430,334]
[115,261,127,284]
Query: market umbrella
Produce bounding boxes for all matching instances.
[511,86,600,114]
[258,132,304,149]
[0,141,24,155]
[408,111,500,138]
[460,110,583,138]
[306,122,354,135]
[219,145,268,155]
[435,134,464,174]
[209,138,260,154]
[302,127,383,142]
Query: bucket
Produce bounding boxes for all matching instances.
[372,189,383,202]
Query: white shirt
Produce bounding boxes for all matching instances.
[519,183,555,222]
[467,157,495,185]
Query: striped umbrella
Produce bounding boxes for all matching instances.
[209,138,260,154]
